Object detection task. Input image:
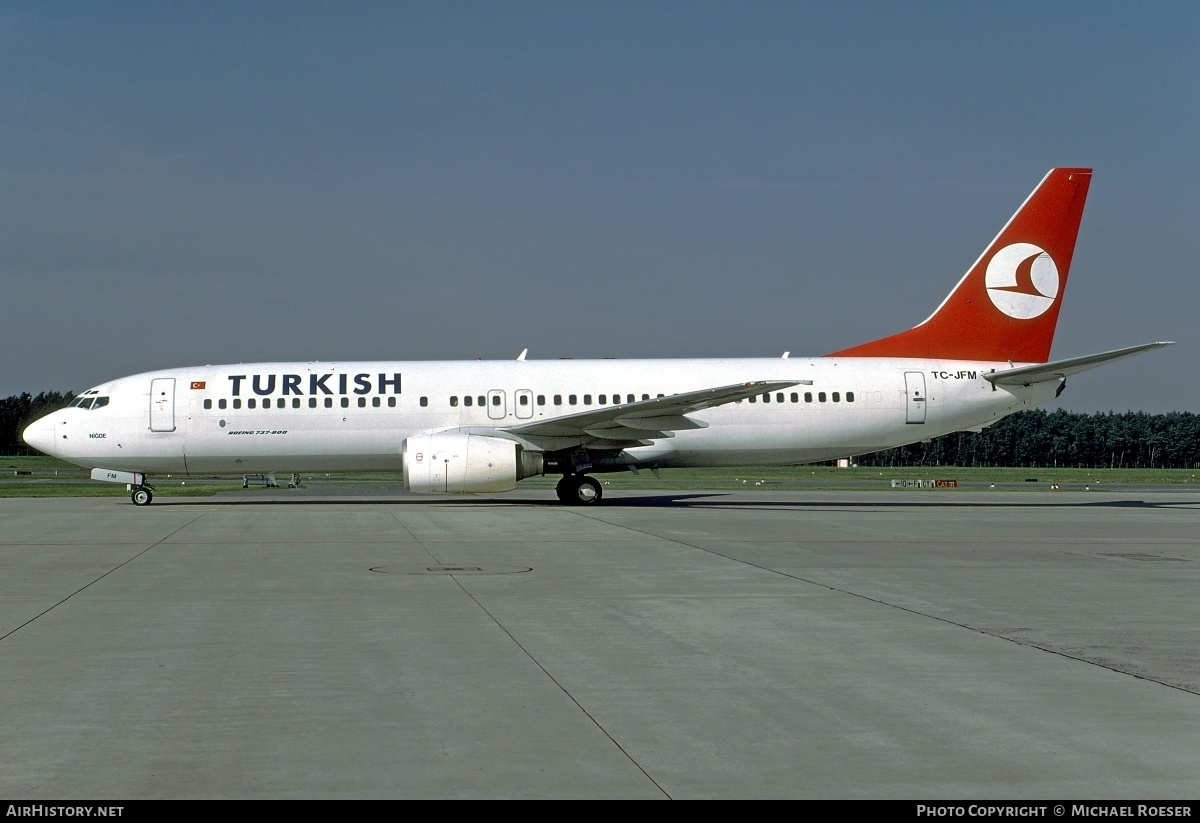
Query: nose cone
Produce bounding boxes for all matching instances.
[22,415,57,457]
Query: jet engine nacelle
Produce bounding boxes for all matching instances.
[402,430,543,494]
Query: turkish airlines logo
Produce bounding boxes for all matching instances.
[985,243,1059,319]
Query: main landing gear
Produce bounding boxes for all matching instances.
[556,474,603,505]
[131,485,155,506]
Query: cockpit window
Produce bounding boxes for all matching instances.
[74,398,94,410]
[93,397,109,409]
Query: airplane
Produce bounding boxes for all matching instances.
[22,167,1171,506]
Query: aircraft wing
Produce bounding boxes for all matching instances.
[984,342,1173,387]
[502,380,802,451]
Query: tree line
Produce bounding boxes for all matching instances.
[855,408,1200,469]
[2,391,1197,468]
[1,391,75,455]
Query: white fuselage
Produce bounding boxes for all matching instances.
[32,357,1053,477]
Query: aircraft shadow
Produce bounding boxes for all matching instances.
[147,490,1200,511]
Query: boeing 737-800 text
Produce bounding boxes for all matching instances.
[22,168,1170,505]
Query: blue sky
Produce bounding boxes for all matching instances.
[2,1,1197,412]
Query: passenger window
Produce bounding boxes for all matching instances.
[818,392,826,402]
[293,398,301,408]
[832,392,840,402]
[537,395,545,405]
[309,398,317,408]
[627,394,635,403]
[233,399,242,409]
[450,396,459,407]
[776,393,784,403]
[372,397,380,407]
[248,399,257,409]
[554,395,562,405]
[569,395,577,405]
[263,398,271,408]
[325,398,334,408]
[583,394,592,405]
[599,394,606,404]
[358,397,367,407]
[478,396,485,407]
[804,392,812,403]
[341,397,349,408]
[749,395,756,403]
[790,392,799,403]
[203,399,212,410]
[388,397,396,407]
[519,395,529,406]
[847,392,855,402]
[642,394,649,401]
[219,399,227,410]
[762,393,771,403]
[491,395,500,406]
[419,397,428,407]
[463,396,472,407]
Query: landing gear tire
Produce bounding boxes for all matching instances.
[556,475,603,505]
[131,487,153,506]
[555,476,574,503]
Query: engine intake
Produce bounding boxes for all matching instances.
[402,430,543,494]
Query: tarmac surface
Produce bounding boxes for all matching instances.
[1,486,1198,799]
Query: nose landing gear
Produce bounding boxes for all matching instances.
[555,474,603,505]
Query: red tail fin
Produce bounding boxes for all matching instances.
[828,168,1092,363]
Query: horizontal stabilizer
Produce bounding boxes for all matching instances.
[984,342,1173,387]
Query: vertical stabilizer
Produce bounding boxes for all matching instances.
[828,168,1092,363]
